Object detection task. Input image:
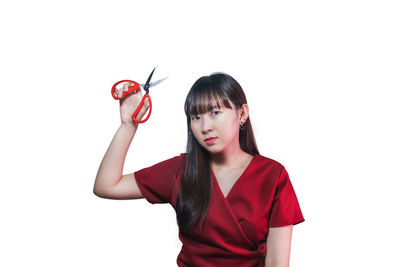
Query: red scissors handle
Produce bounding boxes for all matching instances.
[111,79,152,123]
[111,80,140,100]
[132,93,152,123]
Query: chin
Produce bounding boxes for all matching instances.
[205,146,224,154]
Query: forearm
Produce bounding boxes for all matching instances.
[93,122,137,194]
[266,257,289,267]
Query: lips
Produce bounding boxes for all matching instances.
[205,137,217,145]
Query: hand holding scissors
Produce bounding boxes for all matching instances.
[111,66,167,123]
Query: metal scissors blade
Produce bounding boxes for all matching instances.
[148,76,169,88]
[143,66,157,93]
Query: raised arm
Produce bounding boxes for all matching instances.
[93,81,150,199]
[93,123,144,199]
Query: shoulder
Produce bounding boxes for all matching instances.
[252,154,293,186]
[178,152,187,164]
[253,153,285,171]
[159,152,186,164]
[136,152,186,174]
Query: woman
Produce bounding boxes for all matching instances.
[93,72,305,267]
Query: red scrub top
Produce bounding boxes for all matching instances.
[134,153,305,267]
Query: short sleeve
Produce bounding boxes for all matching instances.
[268,165,305,227]
[134,153,184,204]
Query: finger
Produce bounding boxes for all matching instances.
[137,99,148,116]
[123,83,128,92]
[138,105,149,120]
[117,88,123,98]
[143,98,150,110]
[125,82,135,92]
[115,88,120,98]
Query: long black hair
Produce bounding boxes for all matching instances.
[176,72,259,233]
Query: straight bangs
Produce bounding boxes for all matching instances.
[184,78,233,118]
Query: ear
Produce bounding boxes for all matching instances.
[239,104,249,122]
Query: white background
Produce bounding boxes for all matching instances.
[1,0,399,266]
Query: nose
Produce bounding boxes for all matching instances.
[201,116,213,134]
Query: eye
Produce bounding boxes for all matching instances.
[191,115,200,120]
[212,111,220,115]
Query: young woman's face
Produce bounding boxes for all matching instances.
[190,100,243,154]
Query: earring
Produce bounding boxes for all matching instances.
[240,121,246,131]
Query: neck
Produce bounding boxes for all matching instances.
[210,145,250,170]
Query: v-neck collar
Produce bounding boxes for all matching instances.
[211,154,258,201]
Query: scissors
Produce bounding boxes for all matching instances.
[111,66,168,123]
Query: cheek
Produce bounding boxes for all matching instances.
[217,119,239,139]
[218,116,238,130]
[190,124,200,138]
